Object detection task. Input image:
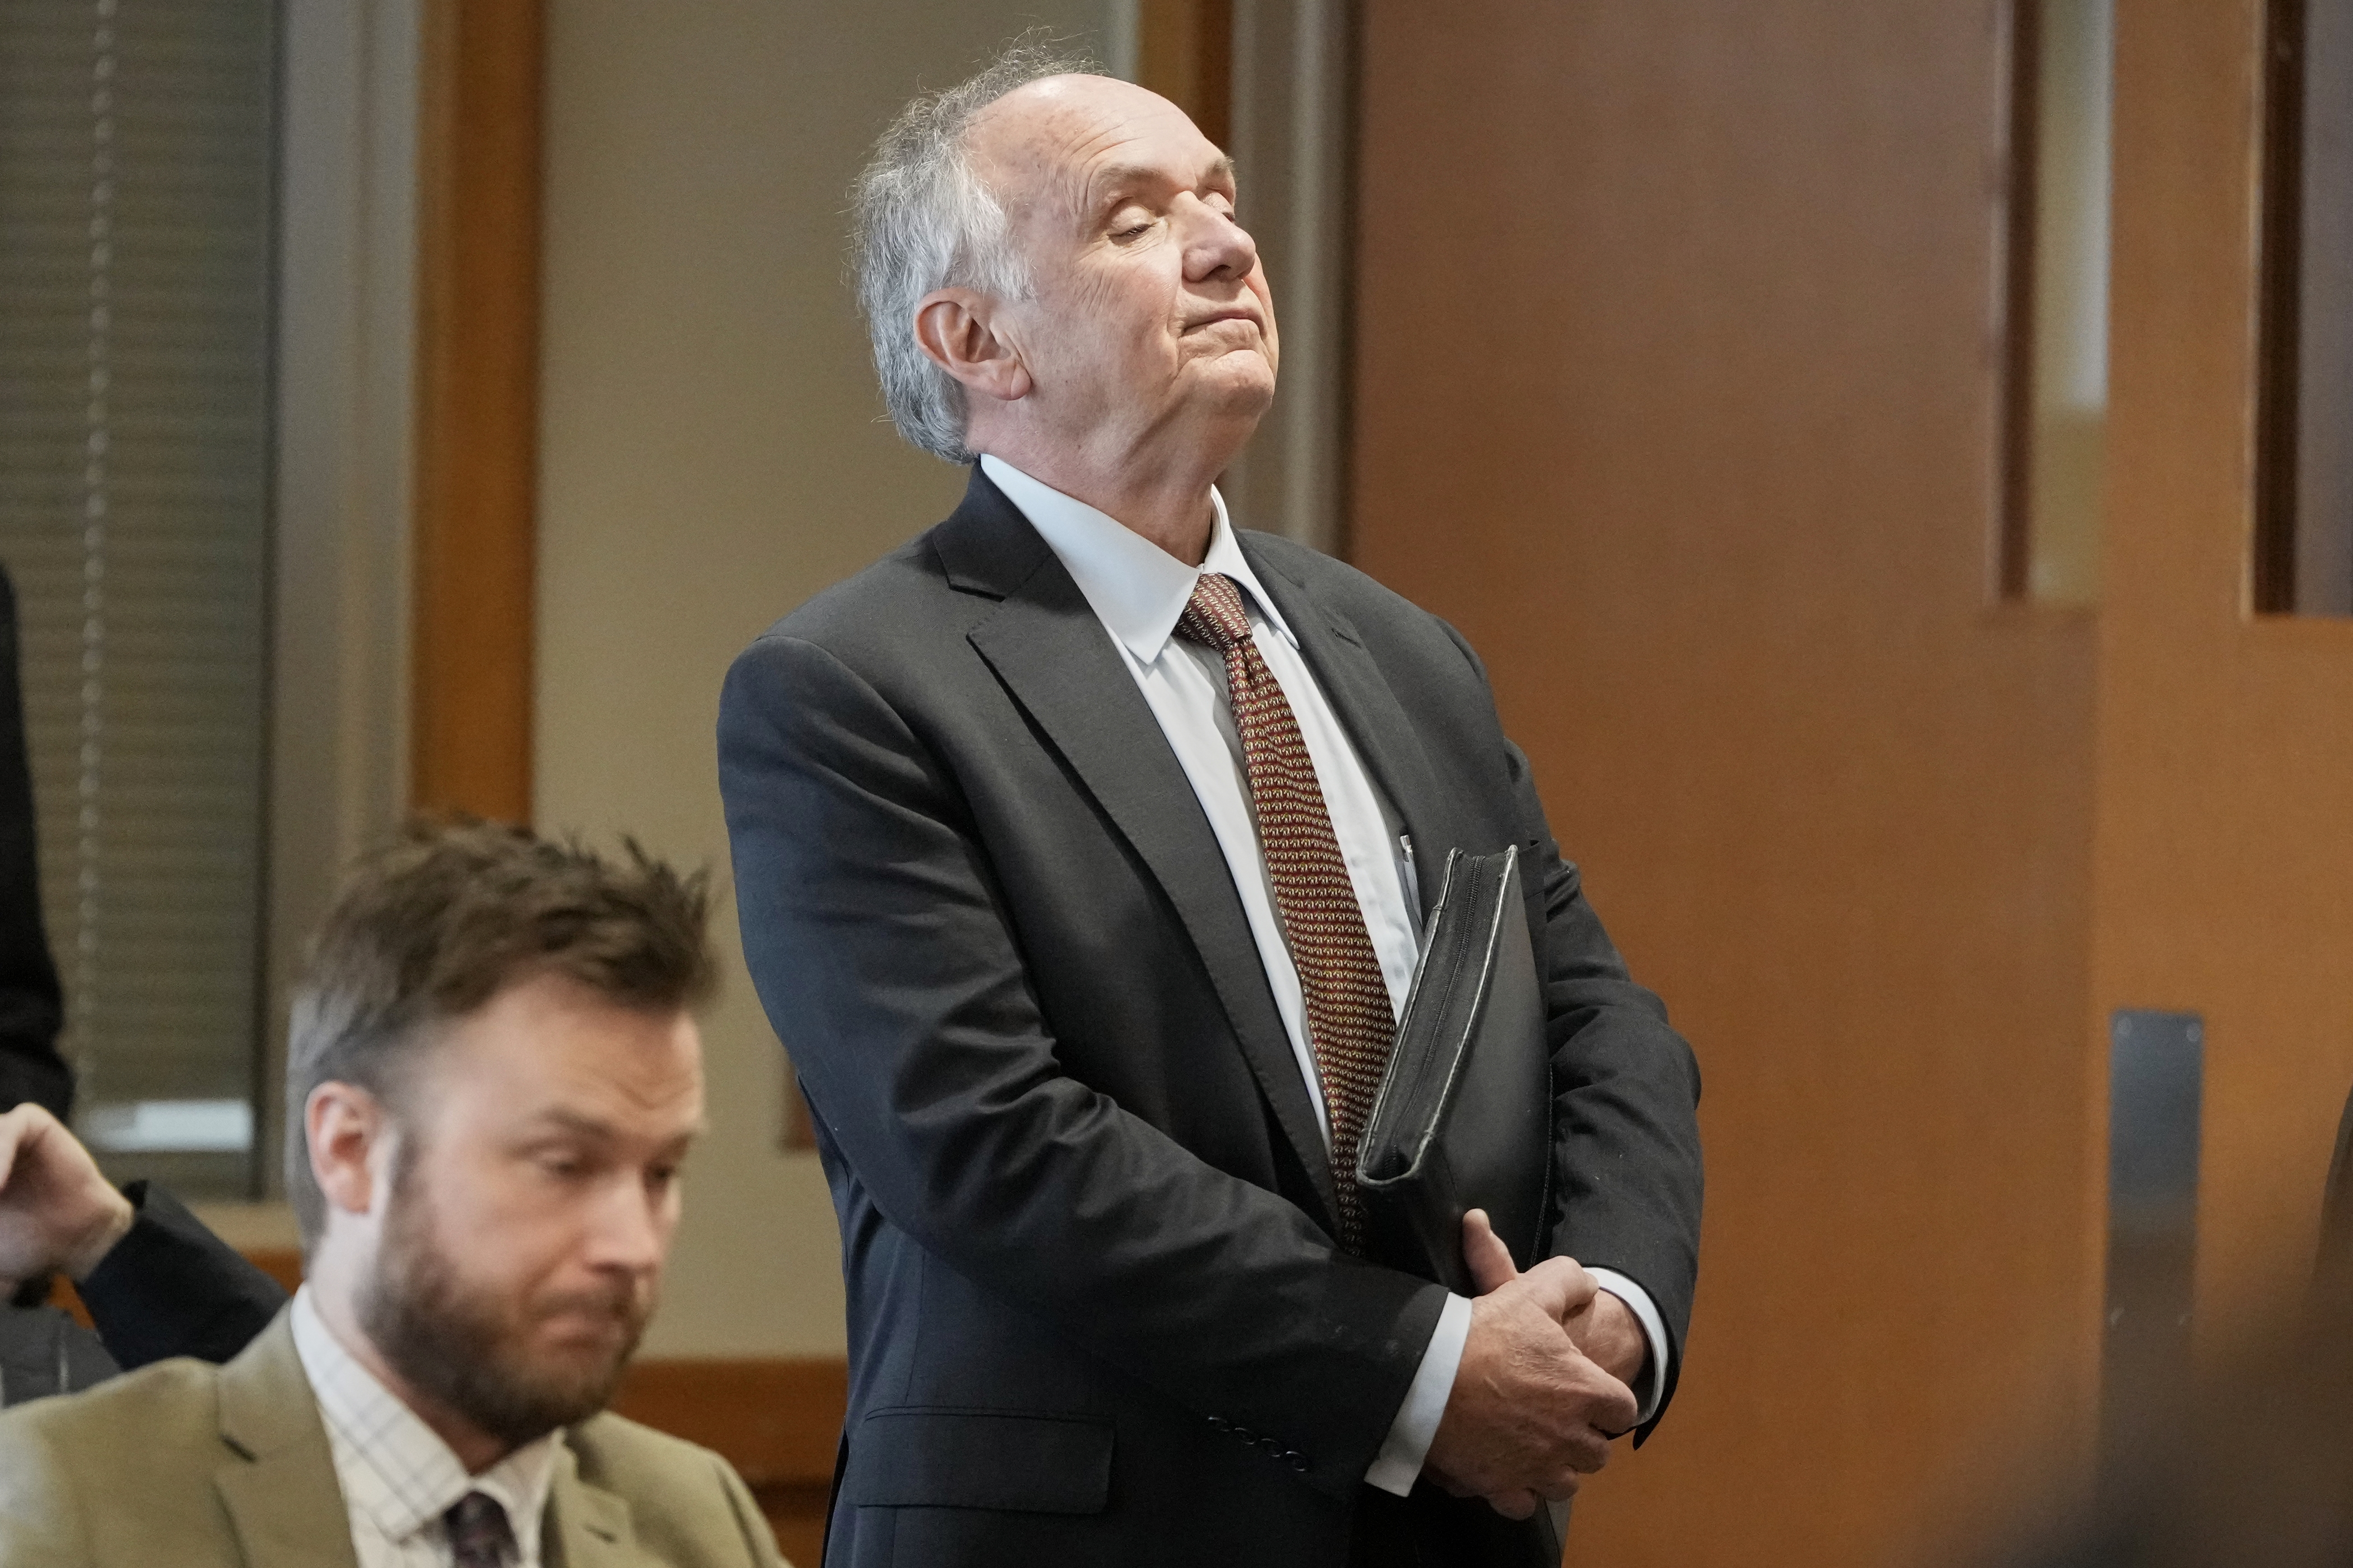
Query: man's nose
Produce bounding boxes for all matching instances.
[582,1175,669,1271]
[1181,197,1259,283]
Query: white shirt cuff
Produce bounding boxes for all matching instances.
[1365,1291,1472,1495]
[1584,1267,1668,1426]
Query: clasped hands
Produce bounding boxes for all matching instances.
[1421,1209,1643,1520]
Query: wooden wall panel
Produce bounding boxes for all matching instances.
[1137,0,1232,149]
[1352,5,2100,1562]
[411,0,543,824]
[2096,0,2353,1345]
[610,1358,845,1566]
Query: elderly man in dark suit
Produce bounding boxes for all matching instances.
[719,43,1704,1568]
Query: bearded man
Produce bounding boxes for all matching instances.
[719,41,1703,1568]
[0,821,788,1568]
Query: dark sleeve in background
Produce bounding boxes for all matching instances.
[0,570,284,1363]
[75,1182,286,1368]
[0,566,70,1124]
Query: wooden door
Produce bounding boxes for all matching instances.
[1352,5,2101,1561]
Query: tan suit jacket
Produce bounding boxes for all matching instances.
[0,1310,790,1568]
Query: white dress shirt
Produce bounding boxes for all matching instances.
[290,1288,562,1568]
[980,456,1668,1495]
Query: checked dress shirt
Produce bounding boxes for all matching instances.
[290,1289,561,1568]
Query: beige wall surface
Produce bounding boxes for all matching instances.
[533,1,1109,1357]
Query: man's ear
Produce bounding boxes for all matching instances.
[912,289,1033,404]
[306,1082,391,1221]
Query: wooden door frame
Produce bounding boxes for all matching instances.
[1139,0,1233,147]
[410,0,543,823]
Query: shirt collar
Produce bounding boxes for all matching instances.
[290,1287,562,1559]
[979,454,1300,664]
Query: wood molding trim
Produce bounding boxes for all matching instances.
[1138,0,1233,149]
[1997,0,2041,600]
[410,0,545,823]
[244,1246,303,1294]
[614,1358,844,1565]
[609,1357,847,1488]
[2252,0,2307,611]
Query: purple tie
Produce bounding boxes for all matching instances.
[444,1492,514,1568]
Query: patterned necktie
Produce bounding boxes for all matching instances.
[1176,572,1395,1252]
[445,1491,515,1568]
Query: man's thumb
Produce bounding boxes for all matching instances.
[1519,1256,1598,1322]
[1461,1208,1519,1295]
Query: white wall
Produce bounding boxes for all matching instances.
[533,3,1111,1355]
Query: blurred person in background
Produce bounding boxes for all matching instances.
[1978,1187,2353,1566]
[0,559,114,1400]
[0,821,789,1568]
[0,556,281,1395]
[1987,1288,2353,1568]
[0,1096,286,1401]
[0,565,69,1135]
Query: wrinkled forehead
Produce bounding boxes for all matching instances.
[967,73,1226,223]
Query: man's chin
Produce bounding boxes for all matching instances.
[464,1345,638,1441]
[1187,350,1277,417]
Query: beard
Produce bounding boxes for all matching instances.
[356,1139,655,1450]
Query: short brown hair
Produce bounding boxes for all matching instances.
[286,818,714,1251]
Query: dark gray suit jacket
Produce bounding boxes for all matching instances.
[717,468,1702,1568]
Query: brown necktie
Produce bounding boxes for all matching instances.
[445,1491,515,1568]
[1177,572,1395,1252]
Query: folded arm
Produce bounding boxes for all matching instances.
[76,1183,285,1369]
[0,1100,284,1367]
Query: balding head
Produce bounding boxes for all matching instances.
[853,44,1276,492]
[962,73,1227,242]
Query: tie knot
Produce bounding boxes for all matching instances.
[1176,572,1252,655]
[445,1491,515,1568]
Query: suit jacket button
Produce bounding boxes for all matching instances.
[1232,1425,1255,1441]
[1285,1452,1309,1472]
[1207,1416,1230,1432]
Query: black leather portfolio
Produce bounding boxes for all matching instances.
[1354,845,1552,1296]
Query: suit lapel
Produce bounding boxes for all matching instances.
[941,471,1341,1229]
[546,1445,641,1568]
[211,1311,363,1568]
[1240,536,1463,925]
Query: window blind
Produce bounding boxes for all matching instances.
[0,0,276,1194]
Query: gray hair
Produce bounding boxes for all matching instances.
[853,40,1102,463]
